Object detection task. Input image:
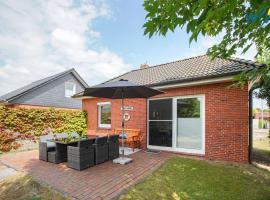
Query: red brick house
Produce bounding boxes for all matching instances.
[78,55,264,163]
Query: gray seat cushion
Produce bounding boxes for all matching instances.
[55,133,68,139]
[39,134,54,142]
[39,134,56,151]
[46,141,56,149]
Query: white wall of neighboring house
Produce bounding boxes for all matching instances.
[253,119,259,130]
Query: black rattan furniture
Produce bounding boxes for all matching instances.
[44,133,75,163]
[39,134,56,161]
[67,139,95,170]
[94,136,109,164]
[47,143,72,164]
[108,135,119,160]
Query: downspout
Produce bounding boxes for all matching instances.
[248,89,253,164]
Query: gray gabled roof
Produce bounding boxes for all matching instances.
[106,55,265,87]
[0,68,88,102]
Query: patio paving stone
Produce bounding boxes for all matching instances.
[0,150,171,200]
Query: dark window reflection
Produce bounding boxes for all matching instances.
[149,99,172,120]
[149,121,172,147]
[177,98,200,118]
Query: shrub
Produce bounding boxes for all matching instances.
[0,106,87,136]
[0,129,21,152]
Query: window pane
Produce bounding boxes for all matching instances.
[100,105,111,124]
[177,98,202,150]
[149,99,172,120]
[149,121,172,147]
[65,82,76,97]
[177,98,200,118]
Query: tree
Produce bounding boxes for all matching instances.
[143,0,270,58]
[232,45,270,90]
[254,48,270,108]
[143,0,270,105]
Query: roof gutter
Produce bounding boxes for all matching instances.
[152,76,233,90]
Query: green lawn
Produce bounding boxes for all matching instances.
[0,173,68,200]
[254,138,270,152]
[119,157,270,200]
[253,138,270,164]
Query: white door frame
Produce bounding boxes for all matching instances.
[147,94,205,155]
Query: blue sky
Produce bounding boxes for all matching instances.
[0,0,267,108]
[92,0,218,67]
[93,0,190,67]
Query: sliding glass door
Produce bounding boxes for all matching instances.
[148,95,205,154]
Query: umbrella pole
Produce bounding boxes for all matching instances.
[121,89,125,159]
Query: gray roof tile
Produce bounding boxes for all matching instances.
[0,68,88,102]
[107,55,264,86]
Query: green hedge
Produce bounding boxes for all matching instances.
[0,106,87,136]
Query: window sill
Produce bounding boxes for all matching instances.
[98,126,111,129]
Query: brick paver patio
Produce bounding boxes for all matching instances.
[0,150,169,200]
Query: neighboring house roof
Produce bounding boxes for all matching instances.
[254,112,270,119]
[0,68,88,103]
[106,55,265,87]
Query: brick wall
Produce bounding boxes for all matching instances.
[82,81,249,163]
[82,98,147,148]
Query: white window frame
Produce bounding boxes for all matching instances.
[65,82,76,98]
[147,94,205,155]
[97,102,111,128]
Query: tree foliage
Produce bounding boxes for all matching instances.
[143,0,270,58]
[232,46,270,108]
[0,128,37,153]
[143,0,270,107]
[254,48,270,108]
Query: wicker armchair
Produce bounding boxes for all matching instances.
[94,136,109,164]
[47,133,69,164]
[39,134,56,161]
[108,135,119,160]
[67,139,95,170]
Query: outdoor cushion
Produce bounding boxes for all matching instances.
[39,134,54,142]
[55,133,68,139]
[46,142,56,150]
[119,133,128,139]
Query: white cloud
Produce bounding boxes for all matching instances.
[0,0,132,95]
